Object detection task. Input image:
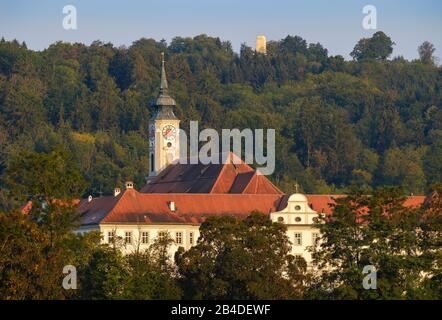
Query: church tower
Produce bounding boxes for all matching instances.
[148,53,180,178]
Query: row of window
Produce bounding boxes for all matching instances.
[292,232,320,246]
[277,216,319,224]
[107,230,318,247]
[107,231,195,246]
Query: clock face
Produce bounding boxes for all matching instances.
[162,125,177,141]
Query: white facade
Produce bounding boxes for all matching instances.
[270,193,321,265]
[78,193,320,265]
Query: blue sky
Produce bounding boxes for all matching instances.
[1,0,441,60]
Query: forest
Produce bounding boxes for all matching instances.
[0,31,441,197]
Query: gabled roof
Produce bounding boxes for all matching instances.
[140,152,282,195]
[78,188,286,225]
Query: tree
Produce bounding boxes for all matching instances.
[3,146,86,204]
[176,213,308,299]
[78,233,181,300]
[0,33,441,195]
[418,184,442,299]
[350,31,395,61]
[309,187,440,299]
[418,41,436,65]
[0,208,101,299]
[381,146,426,194]
[123,235,182,299]
[78,247,128,299]
[0,147,100,299]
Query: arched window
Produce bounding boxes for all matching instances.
[150,153,154,172]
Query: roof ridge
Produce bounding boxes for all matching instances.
[137,192,285,197]
[209,158,229,193]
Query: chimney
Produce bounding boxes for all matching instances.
[168,201,176,212]
[114,187,121,197]
[125,181,134,189]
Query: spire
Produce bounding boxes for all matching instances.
[159,52,168,95]
[153,52,177,119]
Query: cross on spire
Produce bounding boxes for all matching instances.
[294,182,299,193]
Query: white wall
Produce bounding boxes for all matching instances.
[99,224,200,256]
[270,193,321,266]
[78,193,322,266]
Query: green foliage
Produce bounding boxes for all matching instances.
[78,234,181,300]
[418,41,437,65]
[123,235,182,299]
[78,247,128,299]
[3,146,86,204]
[0,209,102,299]
[0,32,440,195]
[176,213,308,299]
[309,187,442,299]
[350,31,395,61]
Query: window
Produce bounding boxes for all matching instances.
[189,232,194,245]
[295,205,301,211]
[124,231,132,245]
[312,233,320,245]
[107,231,115,243]
[277,216,284,223]
[158,231,168,240]
[295,216,302,222]
[294,232,302,246]
[141,231,149,244]
[175,232,183,244]
[150,154,154,172]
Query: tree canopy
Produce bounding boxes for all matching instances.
[0,32,440,198]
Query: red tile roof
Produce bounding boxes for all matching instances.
[305,194,426,214]
[79,188,286,225]
[140,152,282,195]
[77,190,426,226]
